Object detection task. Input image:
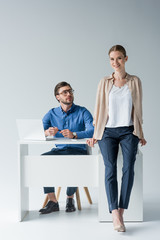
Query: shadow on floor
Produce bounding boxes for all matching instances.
[22,200,160,223]
[23,204,98,222]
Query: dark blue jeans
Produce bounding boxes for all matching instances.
[98,126,139,213]
[41,147,87,196]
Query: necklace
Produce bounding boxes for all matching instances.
[113,72,127,88]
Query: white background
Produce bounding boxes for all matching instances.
[0,0,160,214]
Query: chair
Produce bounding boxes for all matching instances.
[42,187,92,210]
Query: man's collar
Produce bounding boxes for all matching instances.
[59,103,75,114]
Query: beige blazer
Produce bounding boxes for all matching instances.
[93,73,144,140]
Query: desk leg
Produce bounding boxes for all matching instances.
[18,144,29,221]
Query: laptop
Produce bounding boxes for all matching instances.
[16,119,55,141]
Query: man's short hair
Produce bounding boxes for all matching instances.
[54,82,72,97]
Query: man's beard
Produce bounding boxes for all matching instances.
[61,97,74,105]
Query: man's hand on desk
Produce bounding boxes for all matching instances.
[45,127,58,136]
[45,127,77,139]
[60,129,77,139]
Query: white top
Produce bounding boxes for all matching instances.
[106,84,133,128]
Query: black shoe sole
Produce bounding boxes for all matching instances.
[65,208,76,212]
[40,208,60,214]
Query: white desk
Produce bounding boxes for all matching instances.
[18,139,143,222]
[18,139,98,221]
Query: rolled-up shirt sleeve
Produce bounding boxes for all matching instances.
[42,111,52,130]
[76,108,94,139]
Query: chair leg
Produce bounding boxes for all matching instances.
[42,195,49,208]
[42,187,91,210]
[76,187,81,210]
[56,187,61,201]
[84,187,92,204]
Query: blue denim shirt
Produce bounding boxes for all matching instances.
[42,103,94,150]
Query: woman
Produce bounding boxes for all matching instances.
[87,45,147,232]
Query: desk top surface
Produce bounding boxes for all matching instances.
[18,138,90,145]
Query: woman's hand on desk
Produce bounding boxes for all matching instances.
[140,138,147,146]
[45,127,58,136]
[86,138,97,147]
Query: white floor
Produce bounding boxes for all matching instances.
[0,197,160,240]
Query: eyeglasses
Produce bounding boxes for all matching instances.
[58,89,74,96]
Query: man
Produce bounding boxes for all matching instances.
[39,81,94,214]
